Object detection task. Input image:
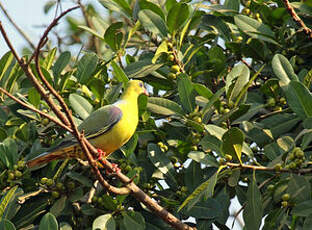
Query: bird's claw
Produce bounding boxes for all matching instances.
[105,163,121,175]
[97,148,106,160]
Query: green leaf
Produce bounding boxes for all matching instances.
[147,97,184,116]
[182,198,222,219]
[66,172,93,187]
[0,220,15,230]
[234,15,277,44]
[293,200,312,217]
[243,172,263,230]
[177,74,196,113]
[0,138,19,169]
[104,22,124,51]
[152,40,168,64]
[178,166,225,211]
[167,3,190,33]
[99,0,131,17]
[92,214,116,230]
[52,51,71,78]
[111,60,128,85]
[43,48,57,70]
[122,211,145,230]
[287,174,311,203]
[28,87,41,107]
[193,83,213,99]
[201,15,231,42]
[76,53,98,84]
[0,186,18,220]
[69,93,93,120]
[285,81,312,119]
[222,127,244,163]
[188,151,219,167]
[125,60,163,79]
[50,196,67,217]
[147,143,178,188]
[0,52,14,81]
[225,64,250,102]
[138,10,168,37]
[39,213,58,230]
[138,1,165,20]
[272,54,298,87]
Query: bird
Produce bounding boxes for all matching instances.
[27,80,148,168]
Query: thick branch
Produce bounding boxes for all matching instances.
[0,2,36,49]
[282,0,312,39]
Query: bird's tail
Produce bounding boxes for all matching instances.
[26,144,83,168]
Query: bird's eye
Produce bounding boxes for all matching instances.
[139,82,143,88]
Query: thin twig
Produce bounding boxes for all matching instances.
[226,162,312,174]
[0,87,72,133]
[0,2,36,49]
[282,0,312,39]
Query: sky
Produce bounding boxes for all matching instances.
[0,1,245,229]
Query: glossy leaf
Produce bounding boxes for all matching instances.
[138,10,168,37]
[272,54,298,87]
[177,74,196,113]
[76,53,98,84]
[111,60,129,85]
[167,3,190,33]
[69,93,93,120]
[122,211,145,230]
[39,213,58,230]
[0,220,15,230]
[147,97,184,116]
[222,127,244,163]
[104,22,123,51]
[92,214,116,230]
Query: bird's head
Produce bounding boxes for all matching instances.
[126,80,149,96]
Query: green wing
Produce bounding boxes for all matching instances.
[78,104,123,139]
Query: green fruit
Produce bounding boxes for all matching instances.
[51,191,60,198]
[282,193,290,201]
[41,177,48,184]
[167,54,175,62]
[224,108,230,113]
[41,118,49,125]
[236,36,243,42]
[267,97,276,107]
[17,160,25,169]
[193,116,202,123]
[13,165,18,170]
[274,163,282,172]
[14,170,22,178]
[171,65,180,73]
[191,145,198,151]
[92,196,98,203]
[168,72,177,79]
[8,172,15,180]
[225,154,233,162]
[125,165,132,171]
[289,162,297,169]
[242,8,250,15]
[267,184,274,191]
[295,149,304,159]
[56,182,64,191]
[181,186,187,192]
[281,201,288,208]
[157,142,164,148]
[46,179,54,187]
[97,197,103,203]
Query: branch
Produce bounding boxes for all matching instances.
[226,162,312,174]
[0,2,36,49]
[282,0,312,39]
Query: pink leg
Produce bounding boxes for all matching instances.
[97,148,106,160]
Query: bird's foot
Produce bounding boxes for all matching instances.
[105,163,121,175]
[97,148,106,160]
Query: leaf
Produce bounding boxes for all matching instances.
[272,54,298,87]
[125,60,163,79]
[182,198,222,219]
[147,143,178,188]
[104,22,124,51]
[167,3,190,33]
[76,53,98,84]
[52,51,71,78]
[66,171,93,187]
[152,40,168,64]
[69,93,93,120]
[178,166,225,211]
[188,151,219,167]
[243,172,263,230]
[137,0,165,20]
[193,83,213,99]
[43,48,57,70]
[138,10,168,37]
[0,220,15,230]
[287,174,311,203]
[177,74,196,113]
[147,97,184,116]
[225,64,250,102]
[99,0,131,17]
[285,81,312,119]
[222,127,244,163]
[0,186,18,220]
[28,87,41,107]
[0,52,14,81]
[234,15,277,44]
[201,15,231,42]
[92,214,116,230]
[293,200,312,217]
[0,138,19,169]
[122,211,145,230]
[50,196,67,217]
[39,213,58,230]
[111,60,128,85]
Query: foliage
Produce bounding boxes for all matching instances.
[1,0,312,229]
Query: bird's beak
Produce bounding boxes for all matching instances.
[144,88,149,96]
